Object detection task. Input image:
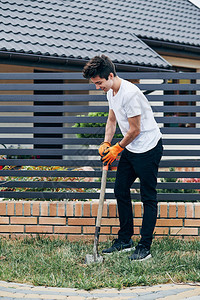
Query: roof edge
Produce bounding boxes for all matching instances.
[141,38,200,54]
[0,51,173,72]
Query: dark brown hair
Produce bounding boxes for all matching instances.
[83,54,116,80]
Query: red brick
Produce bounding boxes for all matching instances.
[68,218,95,226]
[49,203,57,217]
[39,217,66,225]
[40,202,49,216]
[101,218,120,226]
[0,217,9,224]
[66,202,74,216]
[134,218,142,226]
[177,203,186,218]
[185,219,200,227]
[186,203,194,218]
[156,219,183,227]
[91,201,107,217]
[23,202,31,216]
[134,227,141,235]
[109,202,117,217]
[75,202,82,217]
[26,225,53,233]
[134,202,142,217]
[112,227,120,234]
[83,226,110,234]
[0,225,24,233]
[194,203,200,218]
[0,202,6,215]
[10,217,37,224]
[15,203,23,216]
[54,226,81,234]
[57,202,65,216]
[83,202,91,217]
[169,203,177,218]
[170,227,198,236]
[159,202,168,218]
[32,202,40,216]
[7,202,14,215]
[154,227,169,235]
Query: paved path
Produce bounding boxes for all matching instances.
[0,281,200,299]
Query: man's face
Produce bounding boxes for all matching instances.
[90,74,113,92]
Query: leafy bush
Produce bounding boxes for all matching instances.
[74,112,123,138]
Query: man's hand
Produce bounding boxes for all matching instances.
[102,142,124,165]
[98,141,111,156]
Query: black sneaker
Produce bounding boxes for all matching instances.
[102,238,135,254]
[129,244,152,261]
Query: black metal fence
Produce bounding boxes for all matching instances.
[0,72,199,201]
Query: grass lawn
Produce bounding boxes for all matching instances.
[0,236,199,290]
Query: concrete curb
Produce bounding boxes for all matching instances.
[0,281,200,299]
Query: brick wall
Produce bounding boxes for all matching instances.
[0,201,199,241]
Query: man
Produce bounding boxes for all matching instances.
[83,54,163,261]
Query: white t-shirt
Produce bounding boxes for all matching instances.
[107,79,162,153]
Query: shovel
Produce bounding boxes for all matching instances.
[85,164,108,264]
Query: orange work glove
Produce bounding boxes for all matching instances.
[98,141,111,157]
[102,142,124,165]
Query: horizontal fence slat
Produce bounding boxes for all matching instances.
[0,181,198,190]
[0,170,198,178]
[0,105,109,113]
[164,151,200,157]
[0,83,199,91]
[0,94,199,102]
[0,191,199,201]
[0,94,107,102]
[153,106,200,113]
[161,128,200,134]
[1,158,200,167]
[0,73,85,80]
[0,72,199,80]
[0,127,200,134]
[147,95,200,102]
[118,72,200,80]
[0,105,199,113]
[1,137,200,146]
[0,116,199,123]
[1,147,200,159]
[156,193,200,201]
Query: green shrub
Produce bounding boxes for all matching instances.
[74,112,123,138]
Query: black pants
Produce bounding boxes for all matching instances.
[114,139,163,249]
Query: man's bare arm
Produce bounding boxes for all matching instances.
[104,109,117,143]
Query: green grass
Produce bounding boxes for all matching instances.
[0,236,200,290]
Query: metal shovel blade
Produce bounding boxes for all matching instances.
[85,254,103,265]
